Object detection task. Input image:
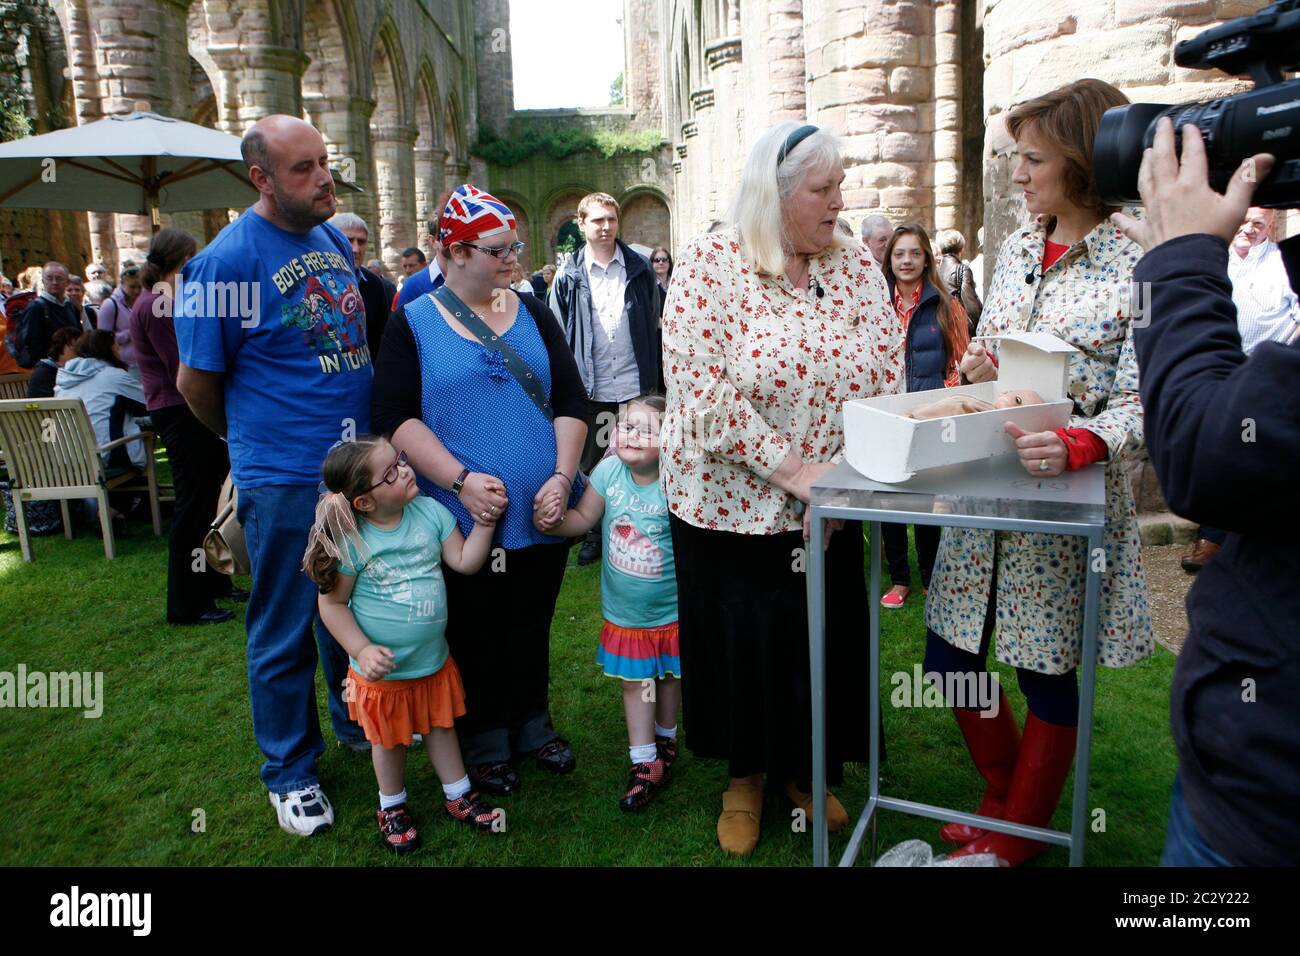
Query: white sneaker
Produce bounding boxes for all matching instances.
[269,785,335,837]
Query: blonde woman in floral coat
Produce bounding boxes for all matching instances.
[932,79,1154,866]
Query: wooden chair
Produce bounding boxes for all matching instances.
[0,371,31,400]
[0,397,162,560]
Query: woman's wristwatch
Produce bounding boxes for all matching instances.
[451,466,471,497]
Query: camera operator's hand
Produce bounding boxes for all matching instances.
[1111,117,1274,252]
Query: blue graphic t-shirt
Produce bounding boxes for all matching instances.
[338,496,458,680]
[175,208,372,487]
[589,456,677,629]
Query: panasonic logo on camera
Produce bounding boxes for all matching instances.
[1256,100,1299,116]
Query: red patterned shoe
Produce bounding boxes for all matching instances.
[445,791,504,833]
[620,759,669,812]
[376,804,421,855]
[655,734,678,768]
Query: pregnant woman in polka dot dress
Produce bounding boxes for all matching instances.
[371,185,589,797]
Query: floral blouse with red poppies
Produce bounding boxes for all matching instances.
[661,226,902,535]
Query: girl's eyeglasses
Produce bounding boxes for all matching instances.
[362,450,409,493]
[459,240,526,260]
[616,423,655,441]
[652,256,670,264]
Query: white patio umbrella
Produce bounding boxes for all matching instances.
[0,109,359,231]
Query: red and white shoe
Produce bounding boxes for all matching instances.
[880,585,911,609]
[376,804,421,855]
[445,792,504,833]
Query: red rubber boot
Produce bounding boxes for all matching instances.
[939,690,1021,844]
[948,712,1078,866]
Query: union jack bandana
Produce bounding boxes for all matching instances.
[438,183,516,247]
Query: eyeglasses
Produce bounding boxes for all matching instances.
[121,266,140,277]
[361,450,409,494]
[652,257,670,264]
[616,422,656,442]
[459,240,526,260]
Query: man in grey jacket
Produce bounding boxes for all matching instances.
[548,191,661,564]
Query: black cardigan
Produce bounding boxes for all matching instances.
[371,290,588,438]
[1134,232,1300,866]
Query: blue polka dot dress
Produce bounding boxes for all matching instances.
[405,294,574,550]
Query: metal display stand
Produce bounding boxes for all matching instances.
[806,456,1107,867]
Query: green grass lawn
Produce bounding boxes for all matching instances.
[0,468,1178,866]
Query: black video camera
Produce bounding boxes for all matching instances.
[1095,0,1300,209]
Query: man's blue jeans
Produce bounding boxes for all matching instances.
[1161,772,1233,866]
[238,484,365,794]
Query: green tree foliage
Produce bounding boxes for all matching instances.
[476,121,662,167]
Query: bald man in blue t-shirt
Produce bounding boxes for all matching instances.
[176,115,372,839]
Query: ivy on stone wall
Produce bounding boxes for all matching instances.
[476,123,664,167]
[0,93,31,143]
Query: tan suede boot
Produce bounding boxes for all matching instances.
[784,780,850,833]
[717,782,764,856]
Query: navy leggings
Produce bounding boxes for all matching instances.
[923,559,1079,726]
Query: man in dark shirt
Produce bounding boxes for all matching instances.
[547,192,661,565]
[331,212,395,356]
[1115,119,1299,866]
[15,261,79,368]
[400,246,426,282]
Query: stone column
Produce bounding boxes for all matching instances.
[81,0,193,266]
[207,44,308,134]
[673,140,691,235]
[60,0,115,270]
[414,144,448,252]
[932,2,962,232]
[370,123,419,275]
[445,157,470,188]
[759,0,806,129]
[690,87,718,226]
[706,36,743,229]
[679,119,698,235]
[304,94,377,229]
[803,0,931,227]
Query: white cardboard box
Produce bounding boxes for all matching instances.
[843,332,1079,483]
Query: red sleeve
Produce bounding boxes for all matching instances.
[1055,427,1109,471]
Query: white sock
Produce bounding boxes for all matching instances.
[630,742,658,764]
[379,788,407,810]
[442,775,471,802]
[655,723,678,739]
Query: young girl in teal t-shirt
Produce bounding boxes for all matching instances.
[535,395,681,812]
[304,436,504,853]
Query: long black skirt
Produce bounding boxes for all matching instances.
[670,514,873,786]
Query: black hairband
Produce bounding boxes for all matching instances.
[777,124,818,166]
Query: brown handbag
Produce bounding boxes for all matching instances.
[203,473,249,576]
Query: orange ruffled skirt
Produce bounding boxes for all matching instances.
[346,657,466,749]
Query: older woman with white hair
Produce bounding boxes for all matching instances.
[662,121,902,856]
